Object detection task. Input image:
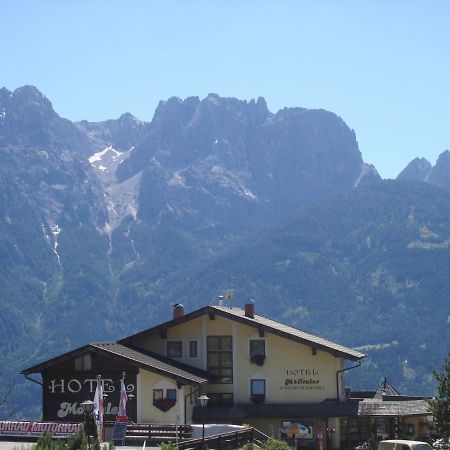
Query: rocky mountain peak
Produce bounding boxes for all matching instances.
[0,85,94,153]
[0,87,12,105]
[354,163,381,187]
[397,157,432,182]
[398,151,450,189]
[428,150,450,188]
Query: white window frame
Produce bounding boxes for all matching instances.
[249,372,268,397]
[247,333,267,358]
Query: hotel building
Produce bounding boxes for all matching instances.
[22,303,430,448]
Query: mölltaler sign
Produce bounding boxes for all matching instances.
[280,368,325,391]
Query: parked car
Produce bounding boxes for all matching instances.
[378,440,434,450]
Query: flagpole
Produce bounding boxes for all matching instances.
[95,374,104,443]
[101,375,105,442]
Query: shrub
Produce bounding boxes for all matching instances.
[263,438,290,450]
[160,442,178,450]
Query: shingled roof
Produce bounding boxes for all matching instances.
[120,305,365,361]
[358,399,430,417]
[193,398,431,421]
[22,342,209,385]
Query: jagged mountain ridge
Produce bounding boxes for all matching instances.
[116,94,375,233]
[397,150,450,188]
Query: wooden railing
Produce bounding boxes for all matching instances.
[178,427,257,450]
[124,423,193,445]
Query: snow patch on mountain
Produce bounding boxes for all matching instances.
[89,146,123,164]
[88,145,140,230]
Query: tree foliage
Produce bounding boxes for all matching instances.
[428,353,450,439]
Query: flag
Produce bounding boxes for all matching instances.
[119,379,128,417]
[93,376,104,439]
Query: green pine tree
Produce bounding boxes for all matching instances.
[428,353,450,439]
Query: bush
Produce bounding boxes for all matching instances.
[263,438,290,450]
[66,430,88,450]
[160,442,178,450]
[34,432,53,449]
[32,429,90,450]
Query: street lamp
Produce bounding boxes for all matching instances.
[198,394,209,448]
[81,400,95,448]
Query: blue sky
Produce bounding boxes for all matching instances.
[2,1,450,178]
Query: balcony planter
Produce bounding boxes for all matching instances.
[153,399,176,412]
[250,354,266,366]
[250,394,265,404]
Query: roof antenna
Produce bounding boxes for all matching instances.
[223,276,235,308]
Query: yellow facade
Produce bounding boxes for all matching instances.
[135,313,344,406]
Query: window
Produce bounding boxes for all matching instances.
[74,354,92,371]
[166,389,177,401]
[153,388,176,412]
[251,379,266,396]
[250,340,265,356]
[167,341,183,358]
[207,336,233,383]
[207,393,233,407]
[189,340,198,358]
[153,389,163,401]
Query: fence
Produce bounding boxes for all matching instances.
[123,423,193,445]
[178,427,256,450]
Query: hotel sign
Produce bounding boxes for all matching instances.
[43,373,136,422]
[280,368,325,391]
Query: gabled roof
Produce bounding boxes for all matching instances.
[22,342,209,385]
[119,305,365,361]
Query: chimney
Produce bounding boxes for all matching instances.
[173,303,184,320]
[244,300,255,318]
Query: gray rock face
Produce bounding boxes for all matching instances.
[354,163,382,187]
[397,157,432,182]
[0,86,94,152]
[76,112,149,154]
[0,86,108,229]
[398,151,450,189]
[428,150,450,188]
[116,94,366,235]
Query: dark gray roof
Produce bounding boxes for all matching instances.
[193,398,431,421]
[92,343,209,384]
[22,342,209,385]
[211,306,365,361]
[358,399,430,417]
[120,305,365,361]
